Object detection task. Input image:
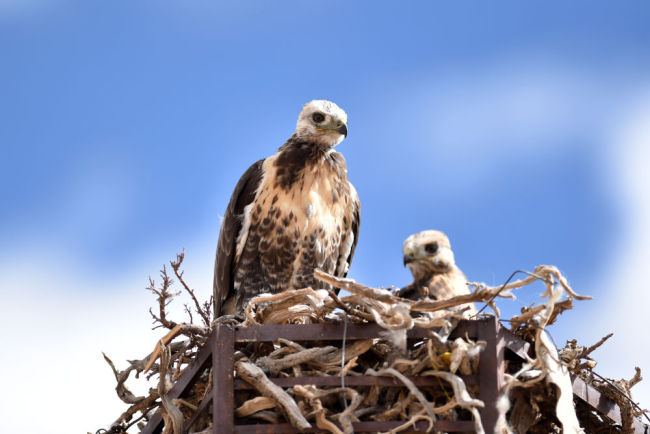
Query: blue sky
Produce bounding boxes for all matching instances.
[2,2,650,432]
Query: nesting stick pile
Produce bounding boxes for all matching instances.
[95,252,648,434]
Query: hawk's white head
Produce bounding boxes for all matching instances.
[403,230,456,281]
[295,100,348,147]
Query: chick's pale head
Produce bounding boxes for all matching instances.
[403,230,456,281]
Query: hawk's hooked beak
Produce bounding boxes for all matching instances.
[403,247,416,266]
[318,120,347,137]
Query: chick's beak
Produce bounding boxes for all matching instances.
[337,123,348,137]
[403,254,414,266]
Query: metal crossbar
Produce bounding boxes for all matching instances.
[140,318,646,433]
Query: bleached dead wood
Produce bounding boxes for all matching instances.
[235,396,277,417]
[100,253,645,434]
[235,360,311,430]
[256,346,337,375]
[159,342,184,434]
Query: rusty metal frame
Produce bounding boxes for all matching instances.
[140,341,213,434]
[211,318,491,433]
[476,316,503,432]
[139,318,647,433]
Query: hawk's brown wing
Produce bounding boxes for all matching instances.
[341,194,361,278]
[213,159,264,317]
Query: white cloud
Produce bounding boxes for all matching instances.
[375,61,639,195]
[395,61,640,164]
[0,245,215,434]
[426,69,599,149]
[580,91,650,406]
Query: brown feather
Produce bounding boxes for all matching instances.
[213,159,264,317]
[214,100,358,317]
[214,139,360,316]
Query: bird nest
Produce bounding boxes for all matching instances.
[96,251,648,434]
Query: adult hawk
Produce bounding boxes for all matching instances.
[397,230,477,315]
[213,100,360,317]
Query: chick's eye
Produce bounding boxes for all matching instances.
[424,242,438,254]
[312,112,325,123]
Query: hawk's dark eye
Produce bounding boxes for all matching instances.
[424,242,438,254]
[312,112,325,123]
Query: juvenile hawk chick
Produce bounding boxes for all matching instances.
[397,230,477,316]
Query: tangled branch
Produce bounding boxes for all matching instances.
[97,254,644,434]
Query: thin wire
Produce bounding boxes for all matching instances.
[589,370,650,425]
[472,269,553,318]
[341,312,348,409]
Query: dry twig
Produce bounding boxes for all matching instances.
[235,360,311,430]
[100,256,628,434]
